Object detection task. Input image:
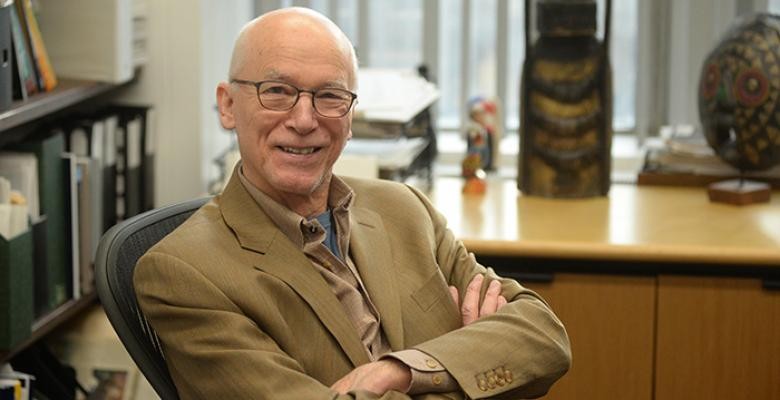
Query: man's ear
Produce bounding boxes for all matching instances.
[217,82,236,130]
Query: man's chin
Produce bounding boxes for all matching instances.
[275,174,329,197]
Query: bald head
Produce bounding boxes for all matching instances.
[229,8,358,89]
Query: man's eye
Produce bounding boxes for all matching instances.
[263,85,291,95]
[317,90,347,100]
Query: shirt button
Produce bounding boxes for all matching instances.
[432,376,442,386]
[425,359,438,369]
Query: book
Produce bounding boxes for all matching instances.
[7,4,37,99]
[639,130,780,188]
[0,379,21,400]
[0,368,34,400]
[17,0,56,91]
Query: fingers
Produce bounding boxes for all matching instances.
[461,274,484,325]
[449,286,459,307]
[498,294,508,309]
[479,279,502,316]
[330,374,353,394]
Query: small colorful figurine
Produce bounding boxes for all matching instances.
[463,97,499,172]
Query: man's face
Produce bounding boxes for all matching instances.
[224,24,354,206]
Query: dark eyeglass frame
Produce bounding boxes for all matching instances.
[231,79,358,118]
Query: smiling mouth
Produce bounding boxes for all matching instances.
[279,146,321,155]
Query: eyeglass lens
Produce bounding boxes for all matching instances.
[257,81,353,117]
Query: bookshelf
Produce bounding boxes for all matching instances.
[0,79,119,132]
[0,293,97,364]
[0,78,126,367]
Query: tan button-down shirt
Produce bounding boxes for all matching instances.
[239,167,456,394]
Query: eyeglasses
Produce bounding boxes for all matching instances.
[231,79,357,118]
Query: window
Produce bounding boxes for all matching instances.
[368,0,423,68]
[255,0,639,135]
[771,0,780,13]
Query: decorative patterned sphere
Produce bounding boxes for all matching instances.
[698,13,780,171]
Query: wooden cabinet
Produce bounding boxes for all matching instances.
[655,275,780,400]
[431,177,780,399]
[524,273,656,400]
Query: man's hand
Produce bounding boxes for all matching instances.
[449,274,508,326]
[330,358,412,395]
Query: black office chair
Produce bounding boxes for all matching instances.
[95,197,210,400]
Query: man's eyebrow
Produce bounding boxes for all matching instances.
[262,70,347,89]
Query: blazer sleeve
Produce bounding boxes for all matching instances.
[403,185,572,400]
[135,250,433,400]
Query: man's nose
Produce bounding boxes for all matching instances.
[286,93,318,134]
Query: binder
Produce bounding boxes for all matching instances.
[0,227,33,350]
[61,153,93,298]
[114,105,154,217]
[143,108,156,211]
[31,215,49,317]
[0,3,12,111]
[12,130,69,312]
[123,113,142,217]
[100,112,119,231]
[67,117,106,260]
[76,156,93,295]
[62,153,81,299]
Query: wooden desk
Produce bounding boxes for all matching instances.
[429,177,780,266]
[426,177,780,400]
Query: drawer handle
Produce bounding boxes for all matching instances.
[762,278,780,291]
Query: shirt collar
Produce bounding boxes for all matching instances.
[237,161,354,249]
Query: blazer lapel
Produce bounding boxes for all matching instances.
[350,206,405,351]
[219,170,371,367]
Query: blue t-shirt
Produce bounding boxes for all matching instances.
[315,210,341,260]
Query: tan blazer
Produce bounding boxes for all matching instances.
[134,171,570,399]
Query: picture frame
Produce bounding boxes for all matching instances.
[85,366,138,400]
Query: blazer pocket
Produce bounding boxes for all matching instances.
[411,271,450,312]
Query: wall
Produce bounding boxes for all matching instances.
[200,0,252,192]
[118,0,251,206]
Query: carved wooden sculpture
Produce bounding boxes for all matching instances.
[699,13,780,205]
[699,13,780,172]
[519,0,612,197]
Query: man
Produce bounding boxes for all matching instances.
[134,7,570,399]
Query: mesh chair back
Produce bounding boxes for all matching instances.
[95,198,210,400]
